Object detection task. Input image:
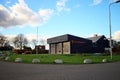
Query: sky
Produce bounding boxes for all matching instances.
[0,0,120,49]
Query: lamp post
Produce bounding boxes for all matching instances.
[36,26,38,54]
[109,0,120,59]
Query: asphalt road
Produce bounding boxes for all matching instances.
[0,61,120,80]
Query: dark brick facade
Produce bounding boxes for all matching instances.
[47,34,109,54]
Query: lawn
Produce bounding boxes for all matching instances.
[1,52,120,64]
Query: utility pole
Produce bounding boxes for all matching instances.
[36,26,38,54]
[109,0,120,59]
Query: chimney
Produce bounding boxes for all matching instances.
[94,34,98,37]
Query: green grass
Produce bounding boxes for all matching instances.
[1,53,120,64]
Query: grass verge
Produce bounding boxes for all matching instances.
[1,53,120,64]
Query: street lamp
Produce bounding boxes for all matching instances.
[36,26,39,54]
[109,0,120,59]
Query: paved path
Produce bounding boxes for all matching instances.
[0,61,120,80]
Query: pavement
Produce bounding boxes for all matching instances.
[0,61,120,80]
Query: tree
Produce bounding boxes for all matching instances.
[0,33,7,47]
[13,34,28,50]
[40,38,46,45]
[32,39,37,46]
[0,33,13,51]
[112,41,120,54]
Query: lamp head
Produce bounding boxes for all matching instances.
[115,0,120,3]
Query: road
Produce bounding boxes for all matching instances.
[0,61,120,80]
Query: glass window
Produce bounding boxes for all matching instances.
[56,43,62,54]
[63,42,70,54]
[50,44,56,54]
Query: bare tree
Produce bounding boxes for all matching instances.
[32,39,37,46]
[0,33,7,47]
[40,38,46,45]
[13,34,28,50]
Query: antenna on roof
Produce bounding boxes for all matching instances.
[94,34,98,37]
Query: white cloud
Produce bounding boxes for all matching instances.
[39,9,54,21]
[0,0,54,28]
[20,34,47,45]
[92,0,102,5]
[87,33,102,37]
[113,31,120,41]
[6,1,11,4]
[25,34,37,42]
[5,34,17,47]
[5,34,16,41]
[39,9,54,17]
[56,0,70,12]
[5,34,37,43]
[24,34,49,49]
[5,33,47,48]
[5,33,48,43]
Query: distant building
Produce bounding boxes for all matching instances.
[23,46,32,54]
[88,35,109,53]
[35,45,45,50]
[35,45,48,54]
[47,34,109,54]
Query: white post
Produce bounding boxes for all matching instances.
[109,3,113,59]
[36,26,38,54]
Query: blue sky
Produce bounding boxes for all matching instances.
[0,0,120,48]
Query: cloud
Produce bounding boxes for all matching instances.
[39,9,54,21]
[6,1,11,4]
[113,31,120,41]
[56,0,70,12]
[25,34,39,42]
[18,34,47,43]
[24,34,48,49]
[5,34,16,40]
[5,34,37,43]
[0,5,14,27]
[0,0,54,28]
[87,33,102,38]
[5,33,49,49]
[92,0,102,5]
[5,34,17,45]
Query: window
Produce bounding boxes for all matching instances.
[56,43,62,54]
[63,42,70,54]
[50,44,56,54]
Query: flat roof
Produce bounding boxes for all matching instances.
[47,34,92,44]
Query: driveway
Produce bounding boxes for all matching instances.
[0,61,120,80]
